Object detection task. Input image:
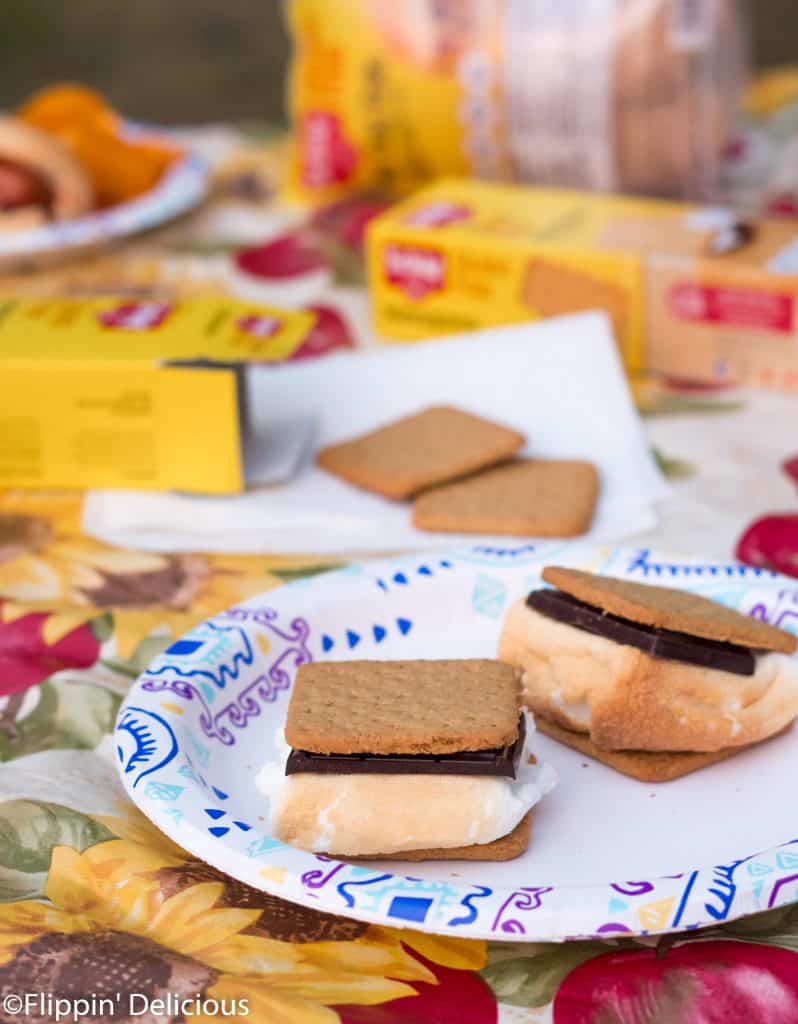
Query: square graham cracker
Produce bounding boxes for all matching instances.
[541,566,796,654]
[522,260,629,347]
[537,717,759,783]
[344,812,533,863]
[412,458,599,537]
[285,659,520,755]
[316,405,525,499]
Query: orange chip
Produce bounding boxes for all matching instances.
[69,129,180,207]
[19,83,118,136]
[19,82,182,207]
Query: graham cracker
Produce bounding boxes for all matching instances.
[542,566,796,654]
[285,659,520,755]
[537,717,752,783]
[598,216,703,259]
[522,260,628,346]
[316,405,525,499]
[412,459,598,537]
[346,812,532,862]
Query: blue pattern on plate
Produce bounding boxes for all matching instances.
[116,707,177,789]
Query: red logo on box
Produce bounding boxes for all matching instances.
[669,283,794,333]
[236,314,282,338]
[383,243,445,300]
[97,302,173,330]
[300,112,357,188]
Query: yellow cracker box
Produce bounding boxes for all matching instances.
[0,297,314,493]
[368,180,798,390]
[367,179,673,374]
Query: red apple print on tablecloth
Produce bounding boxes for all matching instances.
[0,605,102,738]
[723,136,748,163]
[310,195,392,252]
[289,304,355,360]
[235,233,329,281]
[735,458,798,578]
[736,515,798,578]
[553,940,798,1024]
[766,195,798,219]
[783,456,798,488]
[337,954,497,1024]
[0,606,100,699]
[233,198,390,293]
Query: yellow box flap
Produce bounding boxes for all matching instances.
[0,297,314,364]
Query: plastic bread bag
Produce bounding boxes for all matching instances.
[285,0,749,203]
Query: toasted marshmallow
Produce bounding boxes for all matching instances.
[499,598,798,753]
[256,715,557,856]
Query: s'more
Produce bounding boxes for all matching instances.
[499,567,798,782]
[257,659,556,860]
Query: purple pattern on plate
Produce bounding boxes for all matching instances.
[611,881,655,897]
[747,589,798,633]
[491,887,553,934]
[301,858,347,890]
[768,873,798,909]
[142,610,312,745]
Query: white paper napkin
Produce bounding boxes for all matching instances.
[83,313,667,554]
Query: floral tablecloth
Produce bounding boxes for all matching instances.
[4,91,798,1022]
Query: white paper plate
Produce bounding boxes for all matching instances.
[115,542,798,941]
[0,134,208,269]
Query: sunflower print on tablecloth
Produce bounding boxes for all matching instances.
[0,817,489,1024]
[0,493,337,658]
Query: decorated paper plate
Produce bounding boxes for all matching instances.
[0,144,208,269]
[115,542,798,941]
